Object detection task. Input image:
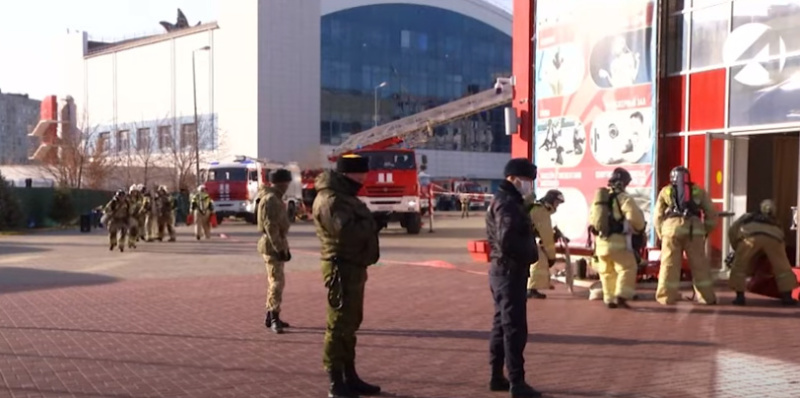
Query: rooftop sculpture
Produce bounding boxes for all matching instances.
[159,9,201,33]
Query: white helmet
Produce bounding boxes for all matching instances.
[197,185,206,192]
[129,184,139,193]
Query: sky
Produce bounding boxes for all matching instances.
[0,0,512,101]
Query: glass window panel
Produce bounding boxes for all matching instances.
[690,3,730,69]
[401,30,411,48]
[667,14,690,73]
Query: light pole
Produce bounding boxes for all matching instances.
[192,45,211,187]
[373,81,388,127]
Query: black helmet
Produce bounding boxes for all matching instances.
[270,168,293,184]
[503,158,537,180]
[541,190,565,206]
[609,167,632,187]
[115,189,126,197]
[670,166,690,184]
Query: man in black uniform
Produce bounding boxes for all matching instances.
[485,158,542,398]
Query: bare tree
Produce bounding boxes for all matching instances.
[128,117,159,187]
[166,114,221,191]
[38,107,116,189]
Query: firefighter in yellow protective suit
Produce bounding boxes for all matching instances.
[191,185,214,240]
[728,199,798,306]
[525,190,565,299]
[590,168,646,309]
[653,166,718,305]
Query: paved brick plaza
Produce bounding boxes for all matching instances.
[1,219,799,398]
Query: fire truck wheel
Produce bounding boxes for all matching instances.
[215,213,224,225]
[244,213,257,225]
[287,201,297,223]
[405,213,422,235]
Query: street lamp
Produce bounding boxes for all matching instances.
[192,45,211,187]
[373,81,388,127]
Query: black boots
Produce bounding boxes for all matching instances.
[264,311,290,334]
[510,382,543,398]
[527,289,547,299]
[344,363,381,396]
[328,368,358,398]
[489,366,510,391]
[615,297,631,309]
[733,291,796,306]
[732,291,746,306]
[780,292,798,306]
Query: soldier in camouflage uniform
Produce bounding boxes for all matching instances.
[103,189,130,252]
[156,185,176,242]
[257,169,294,334]
[312,155,381,398]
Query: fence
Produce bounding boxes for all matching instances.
[11,187,113,228]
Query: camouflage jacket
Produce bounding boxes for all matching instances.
[257,186,290,256]
[103,197,130,221]
[128,194,147,218]
[312,170,380,267]
[157,194,176,217]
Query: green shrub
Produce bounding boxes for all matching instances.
[0,171,24,230]
[50,188,76,226]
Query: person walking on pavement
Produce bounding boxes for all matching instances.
[191,185,215,240]
[312,154,382,398]
[258,169,294,334]
[728,199,798,306]
[156,185,177,242]
[588,168,645,308]
[485,158,543,398]
[103,189,131,252]
[653,166,718,305]
[525,189,565,299]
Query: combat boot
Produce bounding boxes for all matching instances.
[526,289,546,299]
[109,242,116,251]
[328,368,358,398]
[489,365,510,391]
[732,292,746,306]
[264,312,284,334]
[264,312,291,330]
[510,382,542,398]
[344,362,380,396]
[779,292,797,306]
[119,245,124,252]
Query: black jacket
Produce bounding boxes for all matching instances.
[486,180,538,274]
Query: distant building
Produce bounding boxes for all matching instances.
[0,91,40,164]
[60,0,512,180]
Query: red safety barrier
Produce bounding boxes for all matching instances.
[467,240,491,263]
[210,213,219,228]
[186,214,194,226]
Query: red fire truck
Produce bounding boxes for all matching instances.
[202,156,302,224]
[321,78,513,234]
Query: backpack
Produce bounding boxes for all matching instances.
[588,187,624,238]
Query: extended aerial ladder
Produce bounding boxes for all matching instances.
[328,77,514,159]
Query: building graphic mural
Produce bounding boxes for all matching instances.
[532,0,658,244]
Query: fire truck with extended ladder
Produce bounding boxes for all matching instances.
[304,77,515,234]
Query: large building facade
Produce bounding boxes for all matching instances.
[0,91,40,165]
[60,0,512,181]
[511,0,800,265]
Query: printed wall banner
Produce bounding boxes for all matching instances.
[727,0,800,127]
[532,0,658,246]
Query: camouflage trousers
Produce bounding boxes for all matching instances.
[107,219,129,249]
[157,214,176,241]
[263,256,286,313]
[126,217,139,248]
[321,262,367,371]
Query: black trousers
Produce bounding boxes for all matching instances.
[489,267,528,384]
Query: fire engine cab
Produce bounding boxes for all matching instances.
[202,156,302,224]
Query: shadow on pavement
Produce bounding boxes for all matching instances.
[0,267,119,295]
[348,329,716,347]
[634,305,799,319]
[0,244,51,256]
